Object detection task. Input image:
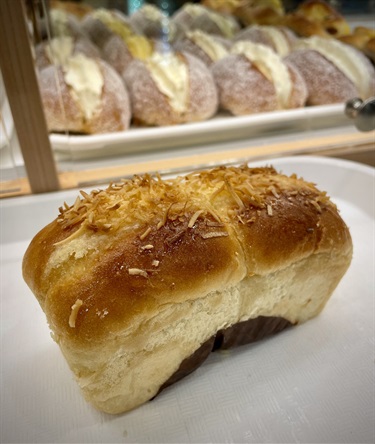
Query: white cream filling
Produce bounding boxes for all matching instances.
[50,9,70,37]
[295,36,372,98]
[184,3,235,38]
[63,54,104,120]
[231,41,292,109]
[254,25,290,56]
[187,30,228,62]
[45,36,74,66]
[146,52,189,114]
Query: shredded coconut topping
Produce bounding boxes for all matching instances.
[69,299,83,328]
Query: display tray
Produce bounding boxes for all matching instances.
[1,156,374,443]
[50,104,348,159]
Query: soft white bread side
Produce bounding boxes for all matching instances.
[22,165,352,414]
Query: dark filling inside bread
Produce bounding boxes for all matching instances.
[154,316,293,398]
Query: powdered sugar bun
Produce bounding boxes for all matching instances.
[172,3,240,38]
[233,25,298,56]
[286,36,375,106]
[174,29,230,66]
[124,51,218,126]
[39,55,131,134]
[129,4,183,43]
[49,8,86,39]
[81,9,141,49]
[35,36,101,71]
[211,42,307,116]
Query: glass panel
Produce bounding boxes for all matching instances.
[23,0,375,193]
[0,70,30,197]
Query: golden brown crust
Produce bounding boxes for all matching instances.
[23,165,352,346]
[22,164,353,413]
[283,0,351,38]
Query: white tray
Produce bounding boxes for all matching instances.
[50,104,348,160]
[1,156,374,443]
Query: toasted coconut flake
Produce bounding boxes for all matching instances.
[206,220,224,227]
[140,227,152,240]
[210,182,225,201]
[152,260,160,267]
[188,210,204,228]
[311,200,322,213]
[141,244,154,250]
[226,181,245,209]
[201,231,228,239]
[128,268,148,278]
[270,186,280,199]
[267,204,273,216]
[69,299,83,328]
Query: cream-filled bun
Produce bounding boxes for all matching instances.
[123,50,218,126]
[35,36,101,71]
[285,36,375,106]
[81,8,141,49]
[172,3,240,39]
[129,4,183,43]
[49,8,86,39]
[39,54,131,134]
[174,29,230,66]
[211,41,307,116]
[233,25,298,56]
[81,9,154,75]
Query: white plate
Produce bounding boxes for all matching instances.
[50,104,348,160]
[1,156,374,443]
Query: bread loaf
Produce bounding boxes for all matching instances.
[22,164,352,414]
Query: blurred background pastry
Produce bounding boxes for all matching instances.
[129,4,183,43]
[211,41,307,116]
[124,50,218,126]
[233,25,298,56]
[285,36,375,106]
[174,29,230,66]
[283,0,351,38]
[35,35,101,71]
[39,54,131,134]
[172,3,240,38]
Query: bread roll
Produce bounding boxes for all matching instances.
[39,54,131,134]
[81,8,141,50]
[233,25,298,56]
[129,4,183,43]
[212,41,307,115]
[286,36,375,106]
[23,164,353,414]
[35,36,101,71]
[174,29,230,66]
[233,0,285,26]
[284,0,351,38]
[172,3,240,38]
[124,50,218,126]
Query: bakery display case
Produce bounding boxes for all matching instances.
[0,0,374,198]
